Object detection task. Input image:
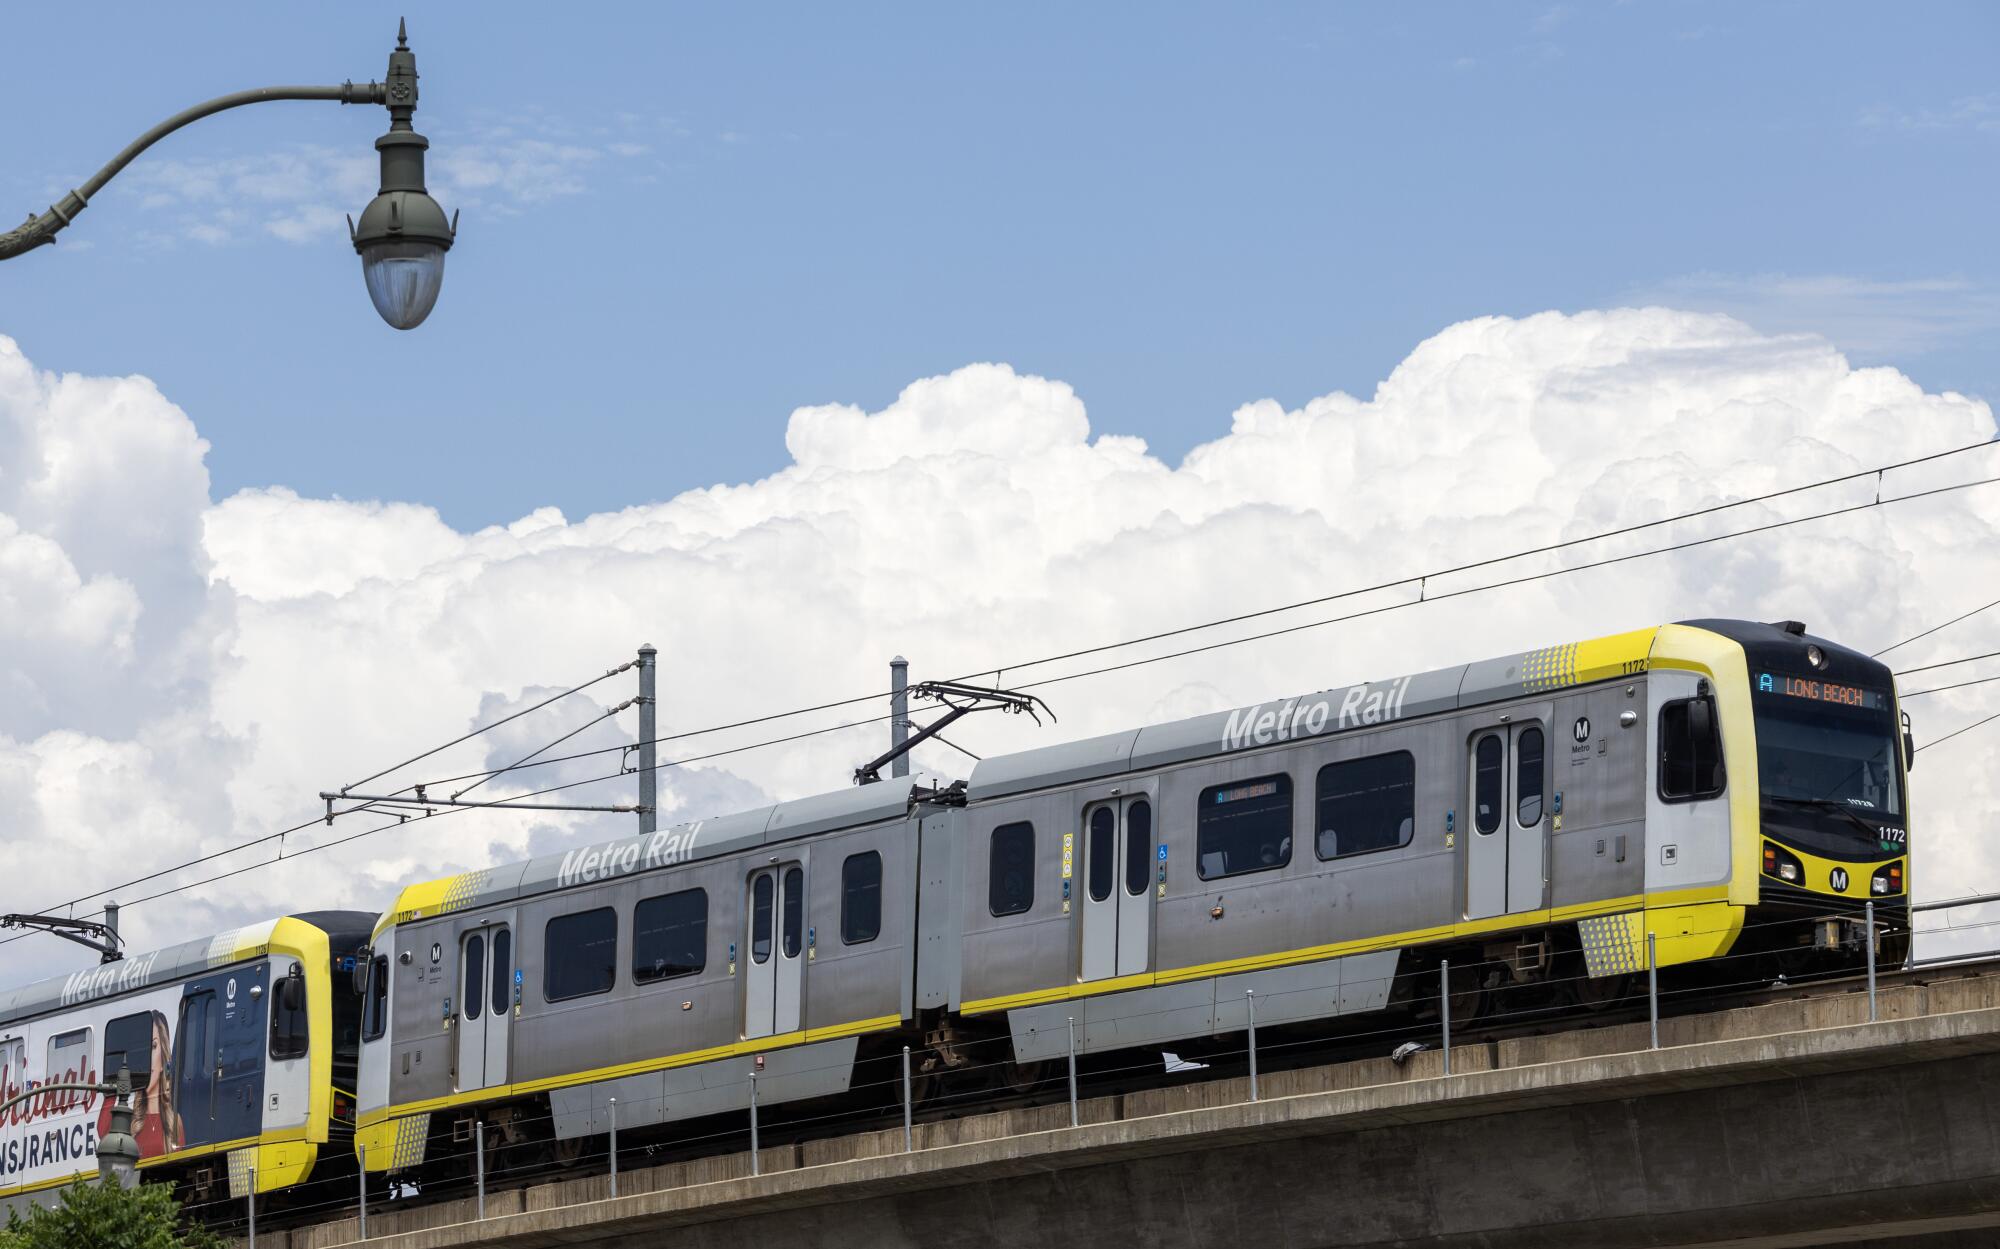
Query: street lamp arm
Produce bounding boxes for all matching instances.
[0,80,387,261]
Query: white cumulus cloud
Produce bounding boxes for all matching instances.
[2,308,1998,984]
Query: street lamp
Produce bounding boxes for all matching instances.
[0,20,456,330]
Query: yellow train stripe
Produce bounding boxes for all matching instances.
[957,885,1734,1016]
[358,1013,903,1130]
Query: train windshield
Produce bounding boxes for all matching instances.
[1752,675,1902,856]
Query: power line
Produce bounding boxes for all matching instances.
[402,441,2000,793]
[1901,673,2000,699]
[1894,650,2000,677]
[1917,708,2000,754]
[1875,594,2000,658]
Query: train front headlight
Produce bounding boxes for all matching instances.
[1871,862,1904,897]
[1763,842,1804,885]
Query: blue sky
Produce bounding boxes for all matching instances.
[4,2,1996,529]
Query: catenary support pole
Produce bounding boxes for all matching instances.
[749,1072,761,1175]
[637,645,657,833]
[890,656,910,778]
[901,1045,914,1151]
[1245,989,1259,1102]
[1648,931,1660,1050]
[1066,1015,1079,1127]
[1866,900,1879,1022]
[475,1120,485,1217]
[1440,959,1451,1076]
[608,1097,619,1197]
[247,1167,256,1248]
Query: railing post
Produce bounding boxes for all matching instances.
[358,1145,368,1241]
[1245,989,1259,1102]
[1065,1015,1079,1128]
[475,1120,486,1218]
[901,1045,914,1151]
[1647,931,1660,1050]
[749,1072,760,1175]
[247,1166,256,1249]
[608,1096,619,1197]
[1866,900,1879,1022]
[1439,959,1451,1076]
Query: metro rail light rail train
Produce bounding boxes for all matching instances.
[0,618,1915,1210]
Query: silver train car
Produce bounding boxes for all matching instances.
[0,911,373,1213]
[354,618,1913,1180]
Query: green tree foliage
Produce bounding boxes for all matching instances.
[0,1180,223,1249]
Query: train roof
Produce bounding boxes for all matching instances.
[379,617,1872,935]
[376,772,956,936]
[0,910,376,1029]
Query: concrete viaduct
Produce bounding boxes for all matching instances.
[251,972,2000,1249]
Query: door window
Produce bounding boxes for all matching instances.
[750,874,775,964]
[1473,735,1504,834]
[490,928,512,1018]
[1087,806,1116,902]
[1125,800,1153,896]
[463,934,486,1020]
[1660,696,1726,800]
[1516,726,1545,826]
[781,866,804,959]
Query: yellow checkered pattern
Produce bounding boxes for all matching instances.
[1577,912,1647,977]
[226,1147,255,1199]
[388,1113,429,1170]
[439,870,493,914]
[1521,643,1581,692]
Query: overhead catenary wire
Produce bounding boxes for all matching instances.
[1874,594,2000,658]
[1899,673,2000,699]
[9,440,2000,945]
[397,442,2000,794]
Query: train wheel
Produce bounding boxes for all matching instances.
[1006,1058,1049,1093]
[1445,963,1487,1023]
[1571,971,1631,1011]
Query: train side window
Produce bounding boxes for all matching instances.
[841,852,883,945]
[47,1029,90,1084]
[103,1013,156,1089]
[271,967,310,1061]
[362,954,389,1041]
[1316,752,1415,860]
[544,907,618,1002]
[988,822,1035,917]
[634,888,707,982]
[1086,806,1116,903]
[1659,696,1726,801]
[1516,727,1545,826]
[1473,735,1504,834]
[1197,774,1293,880]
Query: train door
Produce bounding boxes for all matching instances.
[1080,797,1154,981]
[173,988,218,1140]
[457,924,513,1092]
[745,861,807,1039]
[1466,723,1548,919]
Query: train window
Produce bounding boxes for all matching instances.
[782,866,805,959]
[490,928,513,1018]
[1315,752,1415,860]
[1126,800,1153,896]
[1516,727,1545,826]
[1660,696,1726,801]
[47,1029,90,1086]
[104,1013,157,1090]
[1087,806,1116,903]
[362,954,389,1041]
[634,888,707,982]
[988,822,1035,917]
[544,907,618,1002]
[1473,735,1504,834]
[464,933,486,1020]
[271,966,310,1061]
[1197,773,1293,880]
[841,852,882,945]
[751,874,774,964]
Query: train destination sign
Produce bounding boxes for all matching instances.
[1755,673,1888,711]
